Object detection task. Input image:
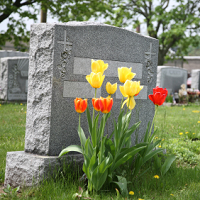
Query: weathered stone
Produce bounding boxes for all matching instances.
[4,151,83,187]
[0,57,29,101]
[191,69,200,90]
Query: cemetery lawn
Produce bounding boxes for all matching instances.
[1,103,200,199]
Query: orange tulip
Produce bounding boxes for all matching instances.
[92,98,101,112]
[74,98,87,113]
[92,97,113,113]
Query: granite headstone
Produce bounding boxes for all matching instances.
[157,66,187,94]
[191,69,200,90]
[0,57,29,101]
[5,22,159,187]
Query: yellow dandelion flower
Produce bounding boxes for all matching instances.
[192,110,199,113]
[129,191,134,195]
[0,104,1,106]
[198,121,200,123]
[25,111,27,114]
[179,132,183,135]
[138,199,144,200]
[159,145,161,148]
[154,175,159,179]
[170,194,174,196]
[155,137,158,139]
[193,133,195,135]
[20,103,23,105]
[183,108,185,110]
[162,139,164,141]
[185,132,188,134]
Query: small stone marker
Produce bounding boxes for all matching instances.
[0,57,29,101]
[157,66,188,94]
[0,50,29,59]
[5,22,159,187]
[191,69,200,90]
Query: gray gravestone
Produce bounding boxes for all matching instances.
[5,22,159,187]
[0,50,29,59]
[191,69,200,90]
[0,57,29,101]
[157,66,188,94]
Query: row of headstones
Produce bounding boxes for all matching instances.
[1,56,199,102]
[0,50,29,101]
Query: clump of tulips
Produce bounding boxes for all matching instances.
[59,59,175,195]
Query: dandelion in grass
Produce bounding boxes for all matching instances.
[183,108,185,110]
[159,145,161,148]
[179,132,183,135]
[185,132,188,134]
[154,175,159,179]
[193,133,195,135]
[129,191,134,195]
[198,121,200,123]
[0,104,1,106]
[162,139,164,141]
[192,110,199,113]
[20,103,23,105]
[155,136,158,139]
[24,111,26,114]
[170,194,174,196]
[138,199,144,200]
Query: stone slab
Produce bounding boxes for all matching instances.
[24,22,159,157]
[0,57,29,101]
[157,66,188,94]
[4,151,83,187]
[73,57,143,79]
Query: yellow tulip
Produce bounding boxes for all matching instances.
[120,80,143,97]
[106,82,117,95]
[91,59,108,74]
[118,67,136,83]
[86,72,105,88]
[119,80,143,110]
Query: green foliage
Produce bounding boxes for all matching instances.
[0,0,109,50]
[59,107,146,192]
[0,184,20,199]
[102,0,200,65]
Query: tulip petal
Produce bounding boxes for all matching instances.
[128,97,136,110]
[119,85,128,97]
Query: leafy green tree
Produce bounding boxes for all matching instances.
[103,0,200,65]
[0,0,111,51]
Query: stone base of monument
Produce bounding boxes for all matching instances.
[4,151,83,187]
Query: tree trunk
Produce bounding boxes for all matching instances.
[158,51,165,65]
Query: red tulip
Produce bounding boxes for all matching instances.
[92,97,113,113]
[74,98,88,113]
[148,86,168,106]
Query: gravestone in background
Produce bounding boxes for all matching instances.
[157,66,188,94]
[0,50,29,59]
[191,69,200,90]
[5,22,159,187]
[0,57,29,101]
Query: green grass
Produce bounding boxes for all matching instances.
[1,103,200,199]
[0,103,26,183]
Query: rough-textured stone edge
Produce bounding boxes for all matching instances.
[4,151,83,187]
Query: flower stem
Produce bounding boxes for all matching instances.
[79,113,81,128]
[92,88,97,125]
[119,96,124,114]
[149,105,158,141]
